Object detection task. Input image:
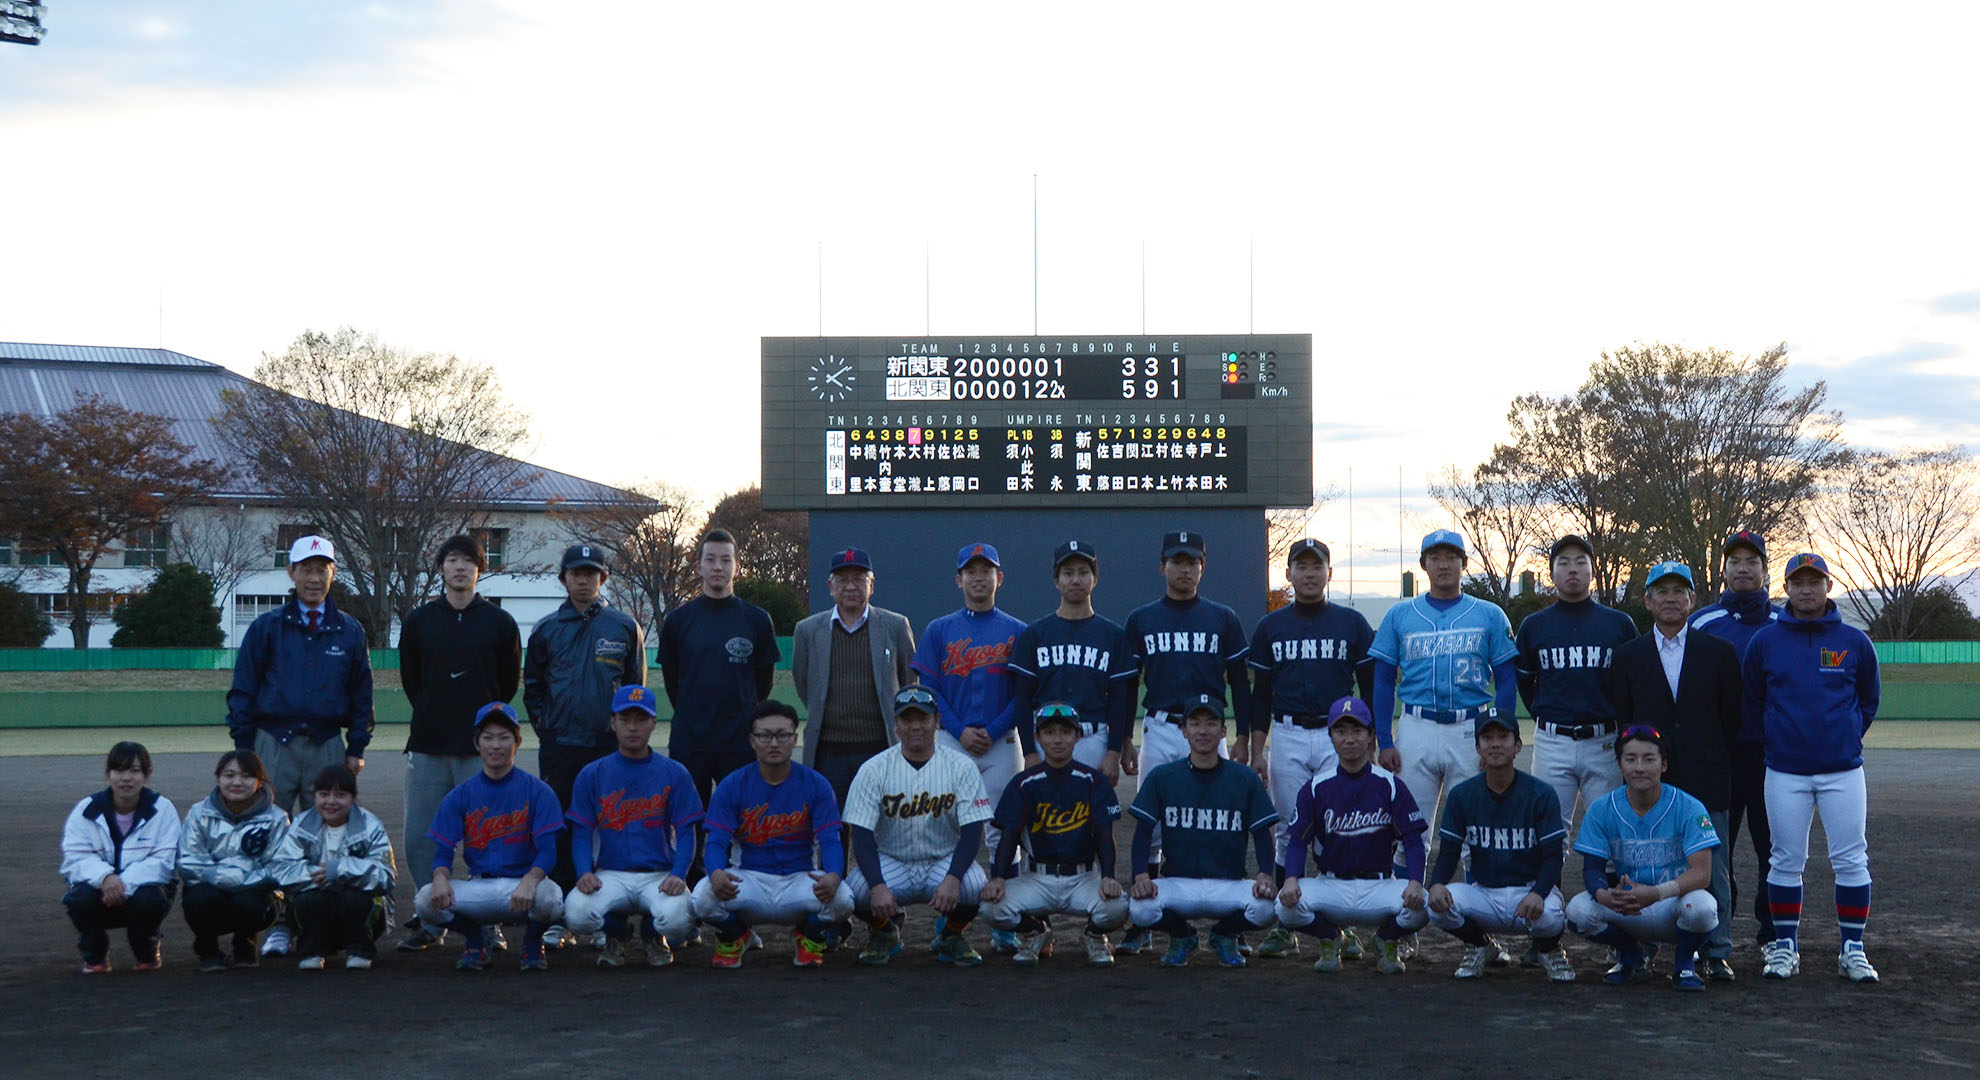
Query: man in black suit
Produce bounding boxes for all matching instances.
[1609,560,1743,981]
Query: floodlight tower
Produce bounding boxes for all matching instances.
[1,1,46,46]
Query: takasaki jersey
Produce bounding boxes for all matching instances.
[1370,595,1517,711]
[1128,759,1276,881]
[1436,770,1565,888]
[843,744,992,861]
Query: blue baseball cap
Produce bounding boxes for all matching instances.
[1421,529,1466,557]
[560,544,608,573]
[828,547,873,573]
[956,542,1001,570]
[1326,696,1374,728]
[611,685,658,717]
[1783,552,1832,580]
[474,701,520,734]
[1646,561,1695,589]
[1723,530,1767,561]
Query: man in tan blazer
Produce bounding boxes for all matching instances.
[792,547,917,808]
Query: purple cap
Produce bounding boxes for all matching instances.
[1326,696,1374,728]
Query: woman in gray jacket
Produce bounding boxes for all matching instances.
[179,750,290,972]
[273,764,397,970]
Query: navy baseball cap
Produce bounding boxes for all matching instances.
[828,547,873,573]
[1475,706,1519,736]
[1162,530,1206,560]
[611,685,658,717]
[1723,530,1767,560]
[893,685,938,717]
[1549,535,1593,560]
[1182,693,1225,720]
[1326,696,1374,729]
[956,542,1001,570]
[474,701,521,734]
[1420,529,1466,557]
[1053,539,1097,569]
[561,544,608,573]
[1646,561,1695,589]
[1287,538,1330,566]
[1783,552,1832,580]
[1033,702,1082,731]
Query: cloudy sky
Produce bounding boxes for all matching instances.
[5,1,1977,590]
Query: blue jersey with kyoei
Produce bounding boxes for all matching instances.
[1370,595,1517,712]
[1123,596,1248,715]
[1573,785,1719,887]
[1128,759,1277,881]
[1437,771,1565,889]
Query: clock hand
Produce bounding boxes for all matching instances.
[825,366,850,387]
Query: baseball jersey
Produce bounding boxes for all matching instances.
[1123,595,1253,730]
[428,768,563,878]
[657,594,781,754]
[1370,594,1517,713]
[992,761,1121,867]
[1435,770,1566,889]
[1247,600,1375,717]
[1573,784,1720,887]
[1009,613,1135,754]
[1513,598,1638,725]
[911,607,1025,741]
[843,744,993,861]
[1285,764,1427,879]
[702,762,844,876]
[1128,759,1277,880]
[565,750,704,877]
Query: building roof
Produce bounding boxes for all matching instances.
[0,341,640,508]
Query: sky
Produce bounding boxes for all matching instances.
[5,1,1979,593]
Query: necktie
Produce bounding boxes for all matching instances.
[307,610,320,632]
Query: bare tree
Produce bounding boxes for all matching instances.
[213,328,533,645]
[170,506,268,603]
[1427,453,1550,605]
[1265,484,1346,570]
[705,485,808,598]
[1500,391,1647,600]
[550,479,698,637]
[1816,444,1980,640]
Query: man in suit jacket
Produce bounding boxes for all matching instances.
[792,547,917,808]
[1609,560,1743,981]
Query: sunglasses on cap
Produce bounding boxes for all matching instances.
[895,687,937,709]
[1619,725,1663,742]
[1034,703,1080,721]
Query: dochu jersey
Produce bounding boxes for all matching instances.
[1436,770,1566,888]
[566,751,704,876]
[702,762,843,875]
[843,744,992,861]
[1247,600,1375,717]
[1286,764,1427,878]
[1128,759,1276,881]
[1573,784,1719,887]
[1124,595,1251,725]
[1370,594,1517,712]
[428,768,563,878]
[992,761,1121,867]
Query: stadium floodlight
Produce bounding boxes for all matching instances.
[1,0,45,46]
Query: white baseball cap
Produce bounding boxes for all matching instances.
[288,534,336,564]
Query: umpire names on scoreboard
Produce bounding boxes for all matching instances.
[824,420,1245,497]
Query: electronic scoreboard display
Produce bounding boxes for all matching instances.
[761,335,1312,510]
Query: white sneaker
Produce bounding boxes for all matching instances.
[1082,932,1114,967]
[297,955,325,971]
[1012,930,1047,965]
[1538,949,1577,983]
[1453,945,1491,979]
[344,955,373,970]
[260,928,292,957]
[542,925,571,949]
[597,938,626,968]
[1837,943,1879,984]
[1761,939,1800,979]
[588,931,608,951]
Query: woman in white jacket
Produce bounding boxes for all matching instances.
[272,764,397,970]
[60,742,181,973]
[178,750,290,972]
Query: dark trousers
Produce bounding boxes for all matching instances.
[65,882,174,963]
[814,741,888,810]
[675,746,756,884]
[182,882,277,957]
[1726,741,1776,944]
[540,742,614,894]
[293,889,387,959]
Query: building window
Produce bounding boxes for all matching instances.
[36,592,126,622]
[275,524,319,567]
[474,528,509,571]
[0,536,11,565]
[19,543,58,566]
[124,524,172,568]
[235,594,290,625]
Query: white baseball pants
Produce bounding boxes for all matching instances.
[1566,889,1718,941]
[691,868,853,926]
[1396,715,1478,835]
[563,870,694,939]
[846,852,987,908]
[1426,882,1565,939]
[1532,729,1621,838]
[414,877,564,928]
[1267,722,1338,868]
[1129,876,1276,929]
[1277,877,1429,932]
[1764,766,1870,888]
[986,869,1129,931]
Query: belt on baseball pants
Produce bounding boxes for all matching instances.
[1147,711,1183,726]
[1276,713,1326,730]
[1402,704,1481,725]
[1028,859,1096,876]
[1538,720,1614,740]
[1317,870,1391,881]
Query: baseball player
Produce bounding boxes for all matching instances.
[842,685,994,967]
[1119,529,1253,953]
[61,742,180,974]
[1009,540,1135,785]
[177,750,290,972]
[1246,538,1375,958]
[1566,725,1721,990]
[272,764,397,971]
[1740,552,1880,983]
[415,702,566,972]
[1274,697,1430,974]
[1689,529,1781,950]
[1424,710,1575,982]
[981,703,1130,965]
[563,686,703,969]
[1126,694,1278,968]
[692,702,853,969]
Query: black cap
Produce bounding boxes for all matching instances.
[1475,706,1519,736]
[561,544,608,573]
[1053,539,1098,569]
[892,685,938,718]
[1161,531,1206,560]
[1287,538,1330,566]
[1723,530,1767,561]
[1032,702,1082,731]
[1549,535,1593,560]
[1182,693,1225,720]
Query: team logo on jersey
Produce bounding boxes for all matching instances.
[1538,646,1614,671]
[725,636,756,663]
[348,841,371,858]
[1402,628,1488,660]
[1162,806,1244,832]
[1030,801,1091,836]
[879,791,959,819]
[1034,643,1112,671]
[464,806,530,849]
[1270,638,1351,663]
[1462,825,1536,851]
[240,825,274,858]
[596,787,672,832]
[595,639,628,664]
[1321,807,1394,838]
[735,804,811,844]
[943,636,1013,677]
[1819,647,1849,669]
[1143,631,1221,655]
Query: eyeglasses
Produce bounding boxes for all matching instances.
[1034,703,1080,721]
[750,730,797,743]
[1619,725,1663,742]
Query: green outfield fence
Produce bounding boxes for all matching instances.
[0,641,800,672]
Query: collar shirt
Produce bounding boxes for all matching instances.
[1657,623,1686,700]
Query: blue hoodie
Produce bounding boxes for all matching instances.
[1740,602,1879,775]
[1691,589,1782,743]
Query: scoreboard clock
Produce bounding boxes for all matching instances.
[761,335,1313,511]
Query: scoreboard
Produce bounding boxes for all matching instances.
[760,335,1312,510]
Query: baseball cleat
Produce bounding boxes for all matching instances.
[1311,937,1343,973]
[344,955,373,970]
[711,938,747,969]
[1603,949,1652,985]
[1116,927,1153,955]
[197,952,229,974]
[455,947,489,972]
[259,928,291,957]
[1082,932,1115,967]
[1255,927,1298,958]
[1012,931,1047,966]
[792,929,827,968]
[1672,966,1706,992]
[1209,934,1247,968]
[588,931,608,950]
[1536,949,1576,982]
[596,938,626,968]
[1375,938,1407,975]
[1760,940,1800,980]
[1396,933,1417,961]
[644,937,675,968]
[133,956,163,972]
[1159,933,1199,967]
[1233,933,1255,958]
[80,960,112,975]
[297,956,327,971]
[933,934,984,967]
[1486,936,1513,967]
[1519,943,1543,968]
[1454,945,1491,980]
[858,928,903,966]
[1341,930,1365,961]
[990,928,1021,954]
[541,925,572,950]
[1837,943,1879,984]
[486,926,508,952]
[397,928,446,952]
[518,948,549,972]
[1701,957,1737,982]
